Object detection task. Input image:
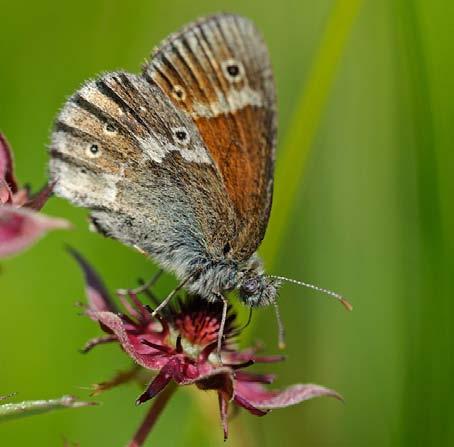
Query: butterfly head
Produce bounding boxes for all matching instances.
[238,272,281,307]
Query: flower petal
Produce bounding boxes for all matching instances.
[233,393,268,416]
[91,365,141,396]
[92,308,235,389]
[80,334,117,354]
[235,381,342,410]
[0,205,70,258]
[235,371,276,384]
[0,179,12,204]
[194,368,234,398]
[25,181,55,211]
[136,361,174,404]
[68,248,117,312]
[0,133,18,195]
[227,347,285,364]
[91,311,169,371]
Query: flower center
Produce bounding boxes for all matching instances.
[173,313,220,347]
[167,327,203,359]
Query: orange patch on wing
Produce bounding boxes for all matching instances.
[194,106,269,220]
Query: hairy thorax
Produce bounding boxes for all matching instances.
[186,258,242,300]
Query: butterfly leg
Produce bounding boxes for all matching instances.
[117,269,163,297]
[151,276,191,317]
[216,294,229,362]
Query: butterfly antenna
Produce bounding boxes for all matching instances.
[270,275,352,311]
[273,300,286,350]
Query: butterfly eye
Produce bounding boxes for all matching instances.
[241,277,259,295]
[222,59,244,83]
[172,127,190,146]
[105,123,116,133]
[172,85,186,101]
[86,143,101,158]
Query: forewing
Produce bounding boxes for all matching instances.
[49,72,238,266]
[143,13,277,260]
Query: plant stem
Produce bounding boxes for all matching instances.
[127,382,177,447]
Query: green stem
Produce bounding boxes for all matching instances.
[127,382,177,447]
[0,395,95,423]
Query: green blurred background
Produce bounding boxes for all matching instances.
[1,0,453,445]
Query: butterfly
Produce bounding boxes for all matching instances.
[49,13,349,350]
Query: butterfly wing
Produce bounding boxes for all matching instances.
[143,13,277,261]
[49,71,239,272]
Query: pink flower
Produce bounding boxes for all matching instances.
[0,133,69,258]
[72,250,342,442]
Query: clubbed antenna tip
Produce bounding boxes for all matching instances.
[340,297,353,311]
[273,302,286,350]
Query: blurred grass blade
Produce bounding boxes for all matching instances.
[263,0,363,264]
[0,395,96,423]
[394,0,448,445]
